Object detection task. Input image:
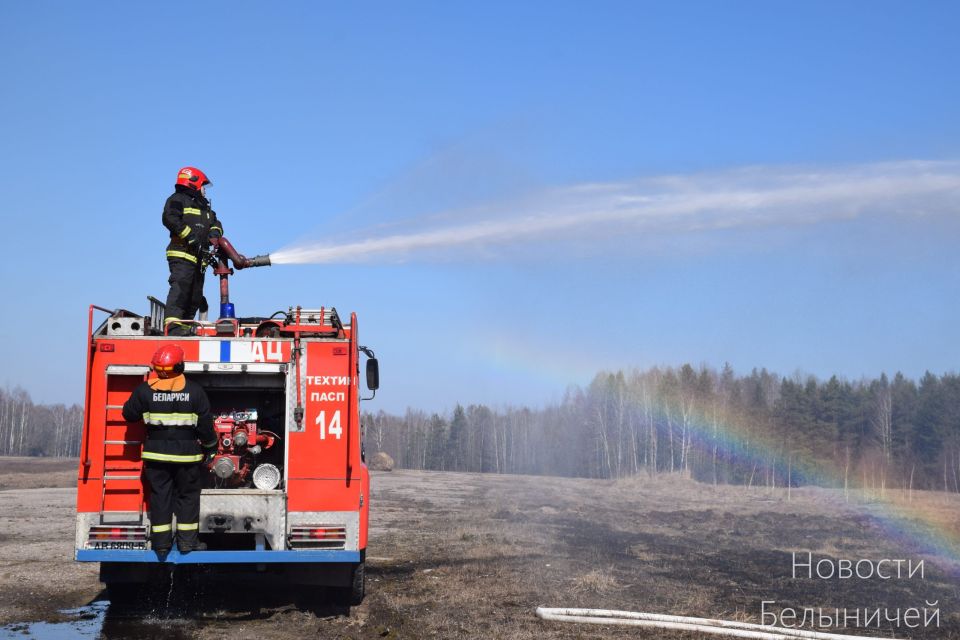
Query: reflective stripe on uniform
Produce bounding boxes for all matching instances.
[211,224,222,232]
[152,523,172,533]
[163,318,194,335]
[177,522,199,531]
[178,226,191,238]
[143,411,198,426]
[141,451,204,463]
[183,207,201,215]
[166,250,198,263]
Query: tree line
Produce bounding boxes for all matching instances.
[0,386,84,458]
[7,363,960,493]
[364,364,960,493]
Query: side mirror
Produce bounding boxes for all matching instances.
[366,358,379,391]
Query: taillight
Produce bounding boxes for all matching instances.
[288,525,346,549]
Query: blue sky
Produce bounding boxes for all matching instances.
[1,2,959,413]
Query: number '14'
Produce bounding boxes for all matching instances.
[317,410,342,440]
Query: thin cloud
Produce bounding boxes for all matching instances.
[270,161,960,265]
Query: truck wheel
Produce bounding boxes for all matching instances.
[336,561,365,606]
[351,561,365,605]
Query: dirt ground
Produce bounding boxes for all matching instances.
[0,457,958,639]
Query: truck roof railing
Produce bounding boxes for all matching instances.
[89,300,350,339]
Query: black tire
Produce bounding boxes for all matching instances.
[336,562,365,606]
[351,561,365,605]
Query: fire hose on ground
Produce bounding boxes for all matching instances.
[535,608,899,640]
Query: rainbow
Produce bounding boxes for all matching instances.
[479,337,960,570]
[670,396,960,570]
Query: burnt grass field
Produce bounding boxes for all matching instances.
[0,458,959,639]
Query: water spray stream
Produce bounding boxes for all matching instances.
[269,161,960,265]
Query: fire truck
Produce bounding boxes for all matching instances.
[74,239,378,605]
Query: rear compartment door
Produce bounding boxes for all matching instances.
[287,341,360,511]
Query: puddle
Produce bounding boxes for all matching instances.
[0,601,194,640]
[0,601,108,640]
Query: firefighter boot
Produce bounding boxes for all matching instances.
[176,525,206,552]
[151,531,172,561]
[177,533,207,553]
[176,522,206,552]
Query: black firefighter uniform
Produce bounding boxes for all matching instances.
[162,184,224,332]
[122,374,217,550]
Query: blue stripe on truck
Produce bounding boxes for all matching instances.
[76,549,361,564]
[220,340,230,362]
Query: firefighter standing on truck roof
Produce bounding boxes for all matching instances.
[122,345,217,555]
[163,166,223,336]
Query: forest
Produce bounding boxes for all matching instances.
[0,386,83,459]
[6,363,960,493]
[364,364,960,493]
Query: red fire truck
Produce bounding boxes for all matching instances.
[75,243,378,605]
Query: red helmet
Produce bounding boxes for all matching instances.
[175,166,211,191]
[151,344,185,379]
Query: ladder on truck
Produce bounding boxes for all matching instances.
[99,365,150,525]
